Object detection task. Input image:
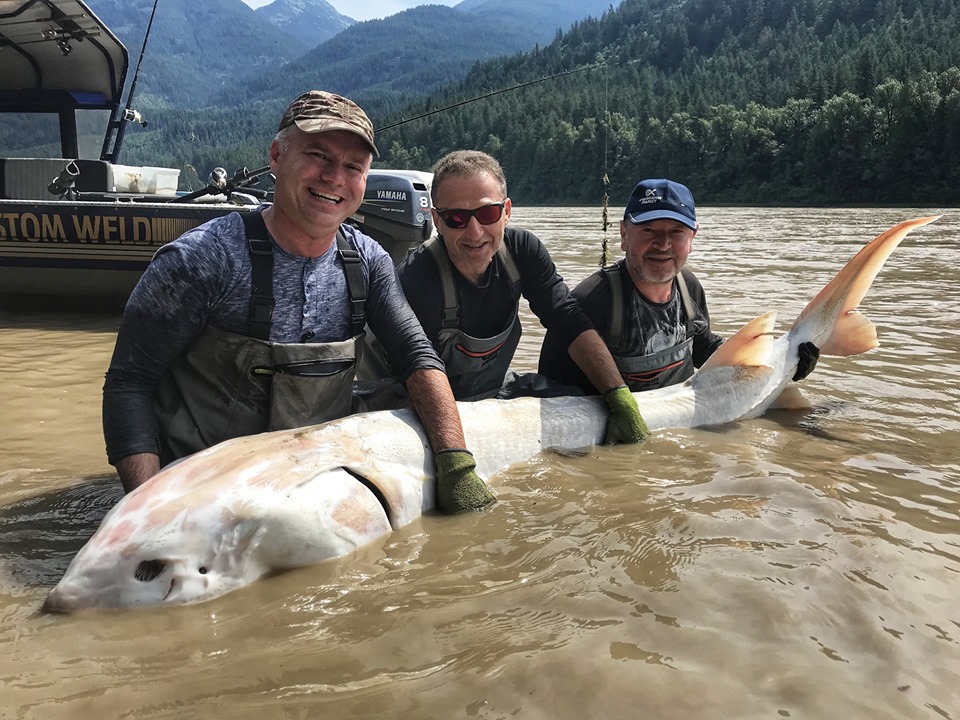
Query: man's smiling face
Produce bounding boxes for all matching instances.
[432,170,511,285]
[620,218,696,288]
[269,127,371,241]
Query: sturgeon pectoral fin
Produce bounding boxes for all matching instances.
[768,385,811,410]
[819,310,878,356]
[701,311,778,371]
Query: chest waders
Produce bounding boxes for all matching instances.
[154,211,367,466]
[425,237,521,401]
[605,265,697,392]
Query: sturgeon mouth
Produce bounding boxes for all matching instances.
[135,559,166,582]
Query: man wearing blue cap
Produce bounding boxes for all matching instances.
[362,150,651,447]
[539,178,818,392]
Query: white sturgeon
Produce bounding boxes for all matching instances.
[43,216,938,611]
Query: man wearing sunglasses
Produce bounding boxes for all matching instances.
[392,150,648,446]
[102,91,495,514]
[538,178,818,393]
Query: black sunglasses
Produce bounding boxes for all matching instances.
[435,201,507,229]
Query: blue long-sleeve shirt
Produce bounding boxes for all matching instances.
[103,211,442,463]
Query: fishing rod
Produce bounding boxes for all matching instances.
[376,61,618,267]
[173,63,608,202]
[103,0,159,163]
[376,62,606,133]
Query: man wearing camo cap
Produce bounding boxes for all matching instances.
[103,90,494,514]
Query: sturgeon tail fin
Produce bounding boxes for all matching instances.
[700,311,778,371]
[793,216,940,356]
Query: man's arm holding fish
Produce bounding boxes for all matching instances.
[514,231,648,445]
[365,249,495,513]
[406,369,495,512]
[103,238,226,493]
[565,330,650,444]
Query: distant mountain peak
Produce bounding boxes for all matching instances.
[254,0,354,49]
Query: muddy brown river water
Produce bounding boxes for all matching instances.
[0,206,957,719]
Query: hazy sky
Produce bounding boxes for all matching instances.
[241,0,459,22]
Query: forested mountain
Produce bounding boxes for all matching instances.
[254,0,354,50]
[454,0,616,41]
[217,0,617,118]
[85,0,612,114]
[6,0,957,205]
[378,0,960,205]
[92,0,624,187]
[72,0,616,185]
[88,0,309,108]
[224,5,544,117]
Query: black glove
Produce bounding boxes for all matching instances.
[793,342,820,381]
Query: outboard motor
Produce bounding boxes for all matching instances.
[352,170,434,265]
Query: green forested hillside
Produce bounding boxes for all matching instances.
[379,0,960,204]
[106,0,626,185]
[222,5,542,119]
[22,0,957,206]
[210,0,617,119]
[89,0,307,109]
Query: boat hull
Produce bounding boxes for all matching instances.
[0,198,254,299]
[0,168,433,301]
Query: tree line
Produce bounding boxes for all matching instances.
[377,0,960,205]
[5,0,958,206]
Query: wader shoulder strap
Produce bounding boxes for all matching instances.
[425,236,460,330]
[604,265,625,354]
[675,272,698,336]
[243,214,366,340]
[496,242,521,292]
[606,267,697,353]
[423,237,521,331]
[242,210,274,341]
[336,231,367,336]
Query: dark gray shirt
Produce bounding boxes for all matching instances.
[103,211,442,462]
[538,262,724,394]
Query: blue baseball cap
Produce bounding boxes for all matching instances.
[623,178,697,230]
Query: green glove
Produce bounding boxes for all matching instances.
[793,341,820,381]
[602,385,650,445]
[434,449,496,514]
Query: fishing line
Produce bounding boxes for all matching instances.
[600,60,611,267]
[375,63,605,132]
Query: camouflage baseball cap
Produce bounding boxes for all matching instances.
[278,90,379,157]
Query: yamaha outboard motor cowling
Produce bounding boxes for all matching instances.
[352,169,434,266]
